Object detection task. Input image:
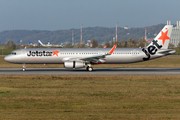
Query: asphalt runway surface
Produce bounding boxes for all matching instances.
[0,68,180,75]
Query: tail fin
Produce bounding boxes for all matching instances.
[38,40,44,46]
[147,25,173,49]
[48,41,51,45]
[29,40,33,45]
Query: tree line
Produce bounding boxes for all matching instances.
[5,38,180,49]
[62,38,147,48]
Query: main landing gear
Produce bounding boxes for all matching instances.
[22,64,26,71]
[86,66,93,71]
[86,64,93,71]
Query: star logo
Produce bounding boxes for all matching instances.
[52,50,59,56]
[158,30,170,45]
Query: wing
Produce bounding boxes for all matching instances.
[79,44,117,63]
[79,54,106,63]
[62,44,117,63]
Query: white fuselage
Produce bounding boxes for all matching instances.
[4,48,175,64]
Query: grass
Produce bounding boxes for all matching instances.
[0,75,180,119]
[0,49,15,55]
[1,55,180,68]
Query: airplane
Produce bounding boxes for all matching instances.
[29,40,37,46]
[29,40,33,45]
[4,25,175,71]
[38,40,52,47]
[38,40,62,47]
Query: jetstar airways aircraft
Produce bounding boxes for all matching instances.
[4,25,175,71]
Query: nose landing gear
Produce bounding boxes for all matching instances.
[22,64,26,71]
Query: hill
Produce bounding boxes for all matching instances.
[0,24,165,45]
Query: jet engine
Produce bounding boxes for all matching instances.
[64,61,85,69]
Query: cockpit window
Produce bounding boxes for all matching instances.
[10,52,16,55]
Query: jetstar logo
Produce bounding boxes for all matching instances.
[52,50,59,56]
[27,50,59,57]
[158,30,170,45]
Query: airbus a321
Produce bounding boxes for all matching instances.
[4,25,175,71]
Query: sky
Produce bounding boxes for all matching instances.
[0,0,179,31]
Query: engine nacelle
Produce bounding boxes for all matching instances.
[64,61,85,69]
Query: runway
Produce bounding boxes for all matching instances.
[0,68,180,75]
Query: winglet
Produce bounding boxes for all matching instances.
[104,45,107,48]
[109,44,117,54]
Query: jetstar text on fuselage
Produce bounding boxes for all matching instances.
[27,51,53,57]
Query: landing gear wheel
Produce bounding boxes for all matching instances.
[22,64,26,72]
[22,68,26,72]
[87,66,93,72]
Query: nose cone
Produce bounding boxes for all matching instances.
[4,55,14,63]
